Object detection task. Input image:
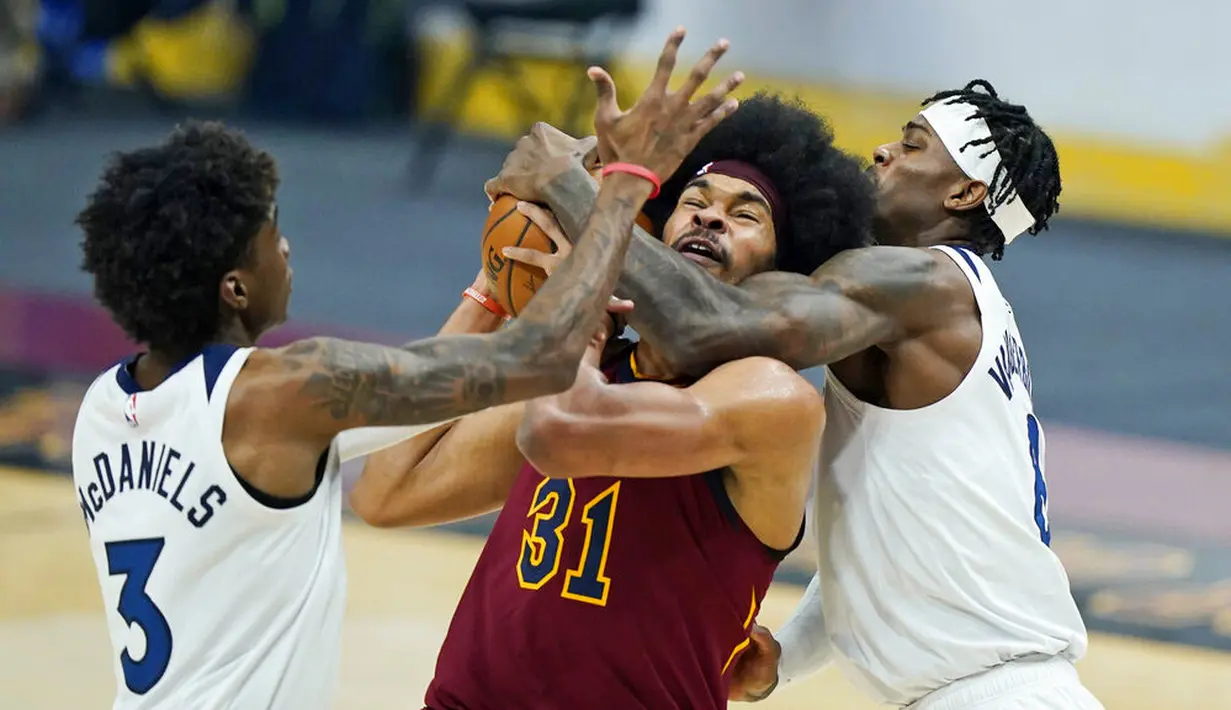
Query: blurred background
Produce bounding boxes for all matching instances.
[1,1,1228,708]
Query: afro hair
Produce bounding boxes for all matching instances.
[642,91,875,274]
[77,120,279,356]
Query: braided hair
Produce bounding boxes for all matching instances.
[922,80,1061,260]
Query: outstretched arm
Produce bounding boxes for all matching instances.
[517,354,820,480]
[229,29,745,489]
[517,350,821,549]
[351,402,527,528]
[532,167,954,377]
[236,172,654,451]
[238,28,745,446]
[538,161,751,374]
[349,279,528,528]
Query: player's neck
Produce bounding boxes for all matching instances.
[878,215,969,249]
[133,324,258,389]
[214,320,261,350]
[131,350,187,390]
[630,341,676,380]
[913,218,973,249]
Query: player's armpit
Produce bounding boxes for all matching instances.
[516,357,823,481]
[350,402,527,528]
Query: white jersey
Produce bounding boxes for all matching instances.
[814,245,1088,706]
[71,345,346,710]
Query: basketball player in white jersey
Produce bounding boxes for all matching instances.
[68,28,743,709]
[484,80,1101,708]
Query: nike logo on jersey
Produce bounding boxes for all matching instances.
[123,393,139,427]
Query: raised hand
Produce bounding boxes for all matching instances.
[483,125,599,204]
[503,201,634,316]
[589,28,744,182]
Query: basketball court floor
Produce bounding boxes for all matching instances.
[4,465,1230,710]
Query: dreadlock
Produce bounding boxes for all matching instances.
[922,79,1061,260]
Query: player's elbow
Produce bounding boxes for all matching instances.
[768,361,827,442]
[347,456,428,529]
[515,402,594,478]
[348,483,402,528]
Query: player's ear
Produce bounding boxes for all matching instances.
[220,271,249,311]
[944,177,988,213]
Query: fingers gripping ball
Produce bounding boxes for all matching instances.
[482,194,556,318]
[481,193,655,317]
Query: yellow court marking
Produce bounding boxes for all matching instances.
[4,466,1230,709]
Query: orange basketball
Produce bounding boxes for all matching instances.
[481,193,657,317]
[481,195,554,317]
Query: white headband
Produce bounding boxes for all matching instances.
[920,99,1036,244]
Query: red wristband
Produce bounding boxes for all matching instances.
[463,287,510,320]
[601,162,661,199]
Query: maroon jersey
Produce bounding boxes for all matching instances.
[425,343,802,710]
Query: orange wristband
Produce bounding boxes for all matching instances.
[463,287,510,320]
[600,162,661,198]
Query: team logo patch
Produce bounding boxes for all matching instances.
[123,393,139,427]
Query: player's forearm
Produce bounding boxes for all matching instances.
[776,573,835,686]
[518,379,729,479]
[276,174,652,436]
[436,290,507,336]
[351,294,509,526]
[352,403,524,527]
[509,170,652,375]
[541,163,781,376]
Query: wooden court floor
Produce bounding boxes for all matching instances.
[4,465,1229,710]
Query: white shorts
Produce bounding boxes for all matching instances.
[909,656,1103,710]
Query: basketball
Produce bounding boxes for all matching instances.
[482,194,554,317]
[481,192,655,317]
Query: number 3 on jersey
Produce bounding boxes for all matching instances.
[517,479,621,606]
[106,538,173,694]
[1026,413,1050,546]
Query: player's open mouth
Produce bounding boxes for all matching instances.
[674,236,725,267]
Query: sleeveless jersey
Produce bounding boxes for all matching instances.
[813,245,1088,705]
[70,345,346,710]
[425,345,798,710]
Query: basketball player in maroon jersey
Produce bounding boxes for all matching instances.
[350,94,876,709]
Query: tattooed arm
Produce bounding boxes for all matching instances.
[222,175,652,498]
[539,163,959,375]
[349,278,526,529]
[224,28,746,498]
[237,174,651,431]
[541,160,736,366]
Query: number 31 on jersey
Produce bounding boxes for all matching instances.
[517,479,621,607]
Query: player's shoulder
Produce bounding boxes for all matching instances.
[824,245,969,294]
[700,357,823,432]
[704,355,807,386]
